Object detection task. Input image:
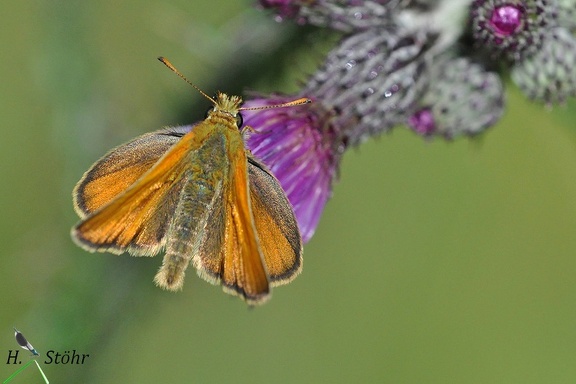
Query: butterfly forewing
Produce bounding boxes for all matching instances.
[72,126,203,256]
[73,127,190,217]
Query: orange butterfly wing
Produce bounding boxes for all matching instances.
[71,125,205,256]
[73,127,191,217]
[247,156,303,286]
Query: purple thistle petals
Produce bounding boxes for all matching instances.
[243,96,339,243]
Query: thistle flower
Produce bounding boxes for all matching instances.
[408,57,505,139]
[471,0,555,62]
[243,0,575,241]
[471,0,576,103]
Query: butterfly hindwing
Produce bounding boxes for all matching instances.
[247,155,303,285]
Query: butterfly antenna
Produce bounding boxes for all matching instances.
[239,97,311,111]
[158,57,217,104]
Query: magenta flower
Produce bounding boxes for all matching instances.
[472,0,576,103]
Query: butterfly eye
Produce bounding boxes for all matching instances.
[235,112,243,128]
[204,107,214,119]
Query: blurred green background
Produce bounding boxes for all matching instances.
[2,1,576,383]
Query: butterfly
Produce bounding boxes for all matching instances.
[71,57,309,305]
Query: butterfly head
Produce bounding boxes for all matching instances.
[208,92,244,128]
